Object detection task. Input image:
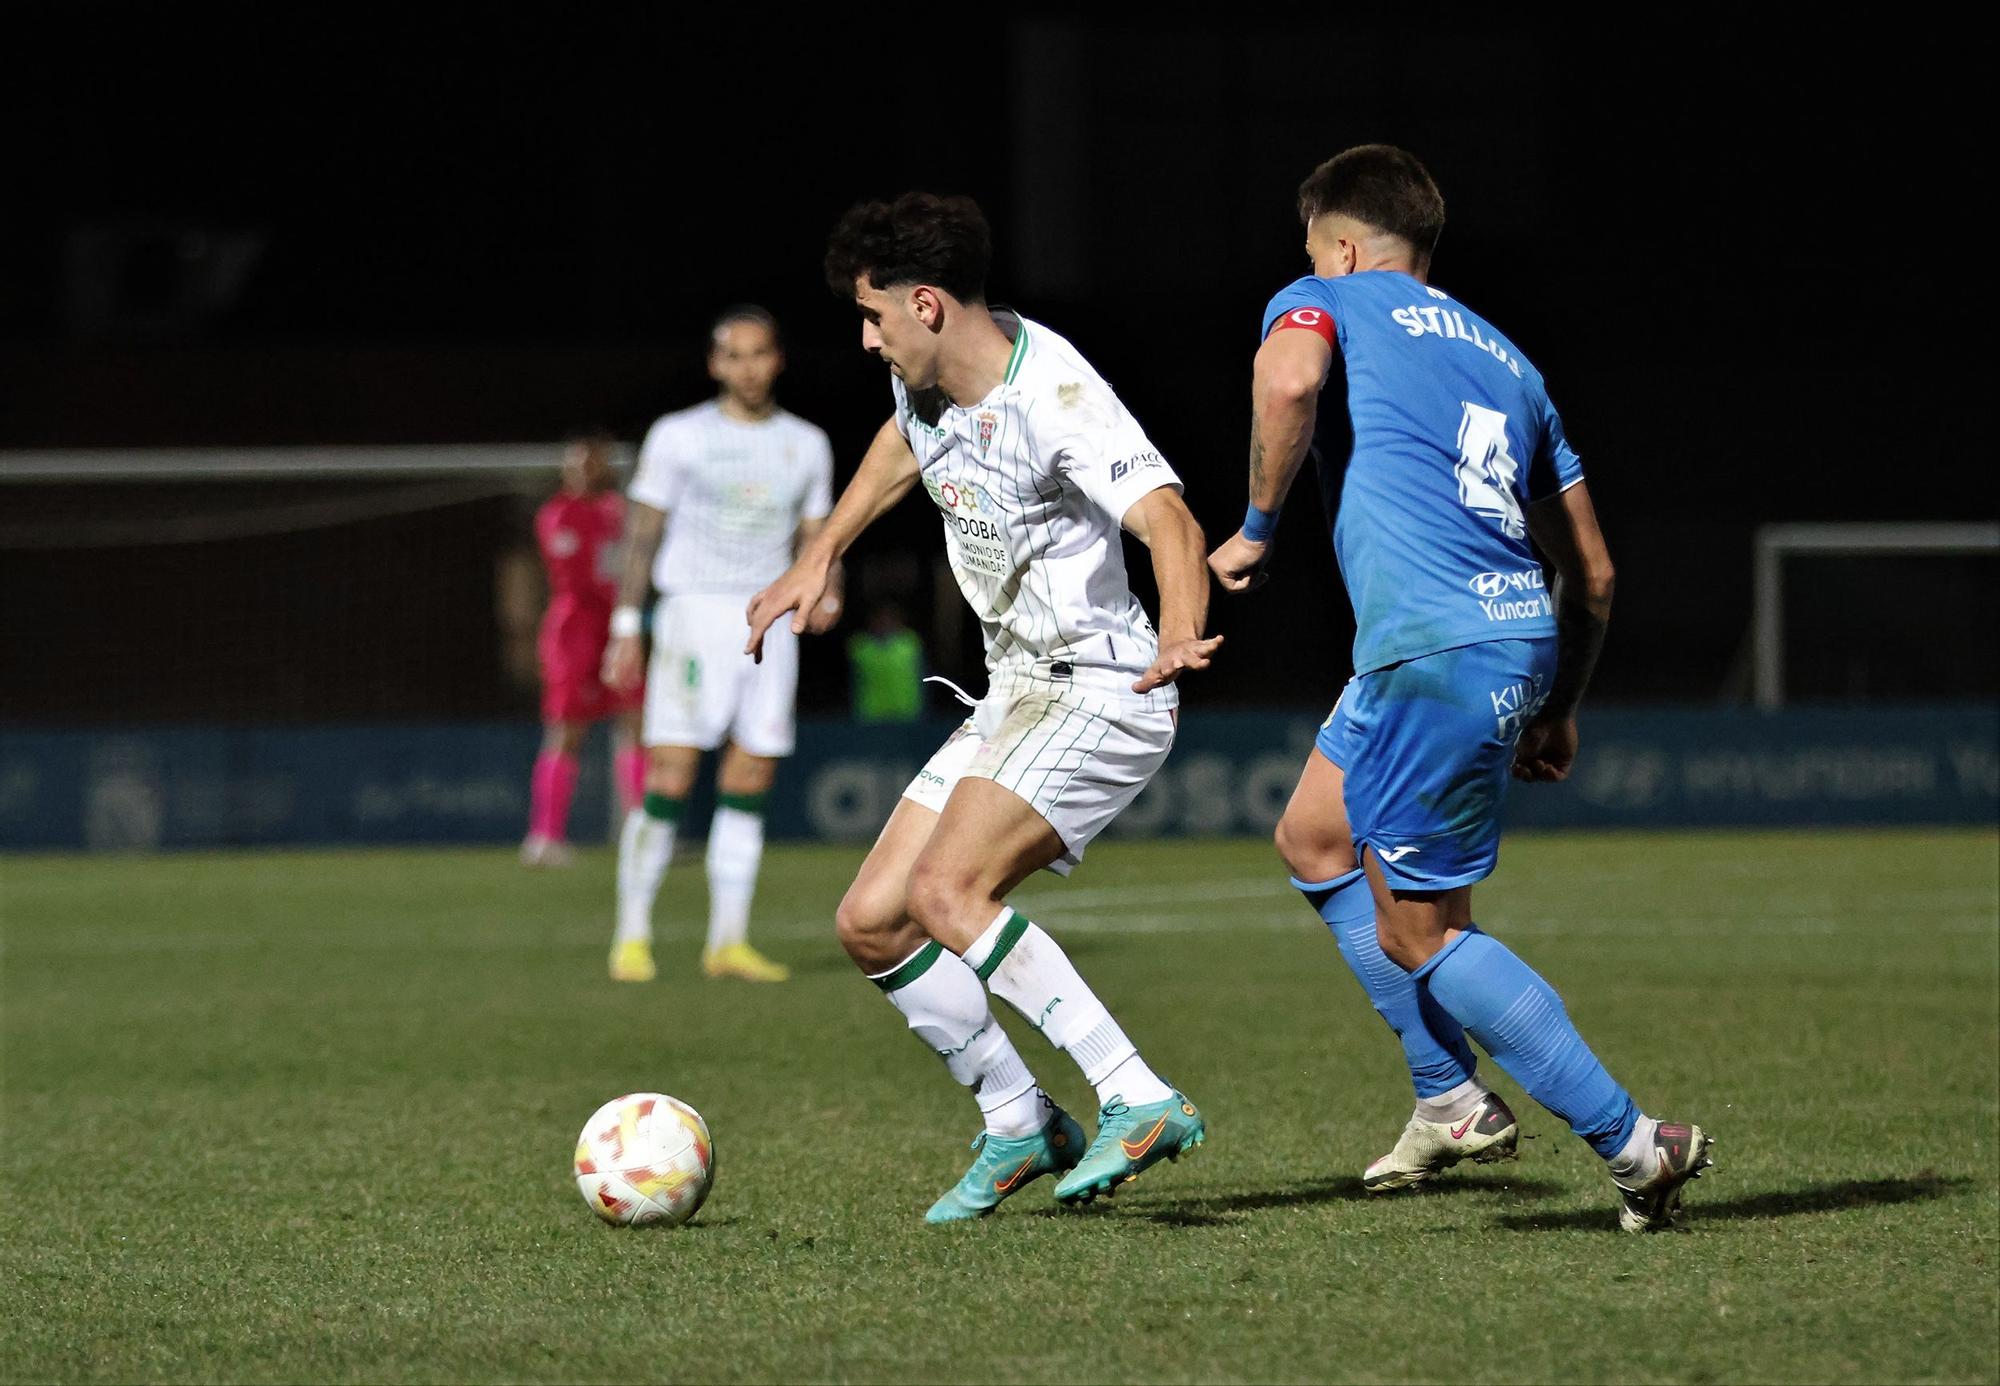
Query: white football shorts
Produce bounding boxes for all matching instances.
[901,667,1176,876]
[643,593,798,758]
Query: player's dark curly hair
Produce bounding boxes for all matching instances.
[1297,145,1445,260]
[824,192,991,303]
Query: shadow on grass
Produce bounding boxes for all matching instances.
[1186,1172,1566,1215]
[676,1216,743,1231]
[1033,1172,1566,1228]
[1494,1173,1974,1233]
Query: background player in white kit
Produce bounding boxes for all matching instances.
[603,306,838,984]
[748,194,1222,1221]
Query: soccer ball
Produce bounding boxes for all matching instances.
[573,1092,715,1227]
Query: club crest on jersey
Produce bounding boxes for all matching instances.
[931,479,993,515]
[975,411,997,455]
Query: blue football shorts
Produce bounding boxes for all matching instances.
[1315,637,1558,892]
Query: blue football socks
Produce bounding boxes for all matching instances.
[1294,870,1477,1099]
[1415,927,1640,1158]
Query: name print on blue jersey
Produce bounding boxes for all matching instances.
[1389,285,1526,379]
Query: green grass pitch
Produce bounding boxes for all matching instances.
[5,828,1997,1384]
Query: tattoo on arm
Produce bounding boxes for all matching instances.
[1245,340,1320,512]
[617,506,666,608]
[1542,579,1608,718]
[1524,486,1612,721]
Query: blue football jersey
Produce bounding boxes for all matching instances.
[1261,270,1583,674]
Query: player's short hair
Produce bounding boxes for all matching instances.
[710,304,781,351]
[1297,145,1445,259]
[824,193,991,304]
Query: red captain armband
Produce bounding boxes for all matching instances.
[1268,306,1336,346]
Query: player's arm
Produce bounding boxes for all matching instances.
[1209,326,1333,592]
[1513,480,1615,782]
[603,501,667,692]
[746,417,917,658]
[794,517,846,634]
[1125,486,1222,693]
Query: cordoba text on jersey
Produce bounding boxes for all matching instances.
[949,514,1005,542]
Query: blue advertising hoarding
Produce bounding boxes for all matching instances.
[1,706,1993,853]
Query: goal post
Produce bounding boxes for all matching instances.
[1752,522,2000,708]
[0,444,573,482]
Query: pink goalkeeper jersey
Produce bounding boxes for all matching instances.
[536,490,624,614]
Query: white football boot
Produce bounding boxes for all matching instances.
[1363,1089,1520,1192]
[1614,1121,1716,1232]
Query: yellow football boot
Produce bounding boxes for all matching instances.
[702,941,790,982]
[608,939,656,983]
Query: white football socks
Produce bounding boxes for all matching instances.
[1609,1114,1662,1180]
[614,802,677,944]
[1415,1077,1490,1126]
[960,908,1174,1108]
[704,804,764,953]
[872,941,1046,1138]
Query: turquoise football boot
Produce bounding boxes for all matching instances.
[925,1108,1086,1224]
[1052,1090,1206,1205]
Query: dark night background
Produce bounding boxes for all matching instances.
[2,11,1989,723]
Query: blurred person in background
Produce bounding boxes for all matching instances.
[601,307,838,984]
[522,435,645,867]
[847,600,924,722]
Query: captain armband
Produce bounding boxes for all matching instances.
[1267,306,1336,347]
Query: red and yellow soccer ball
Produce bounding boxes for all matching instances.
[573,1092,715,1227]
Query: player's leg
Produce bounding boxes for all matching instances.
[1376,868,1709,1228]
[700,611,801,982]
[701,744,785,982]
[524,719,590,866]
[1278,740,1484,1101]
[612,595,732,980]
[526,599,598,866]
[1275,742,1512,1188]
[611,707,646,815]
[904,694,1201,1205]
[1364,639,1712,1229]
[610,742,700,980]
[840,727,1078,1222]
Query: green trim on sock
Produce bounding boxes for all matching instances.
[716,792,767,816]
[974,910,1031,981]
[643,792,685,823]
[873,940,944,992]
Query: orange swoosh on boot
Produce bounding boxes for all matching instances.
[993,1157,1038,1194]
[1120,1115,1169,1160]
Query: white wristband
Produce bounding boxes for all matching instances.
[609,606,644,639]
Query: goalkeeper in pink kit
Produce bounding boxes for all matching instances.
[522,436,647,866]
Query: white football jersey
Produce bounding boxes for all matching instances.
[630,400,834,596]
[892,311,1181,697]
